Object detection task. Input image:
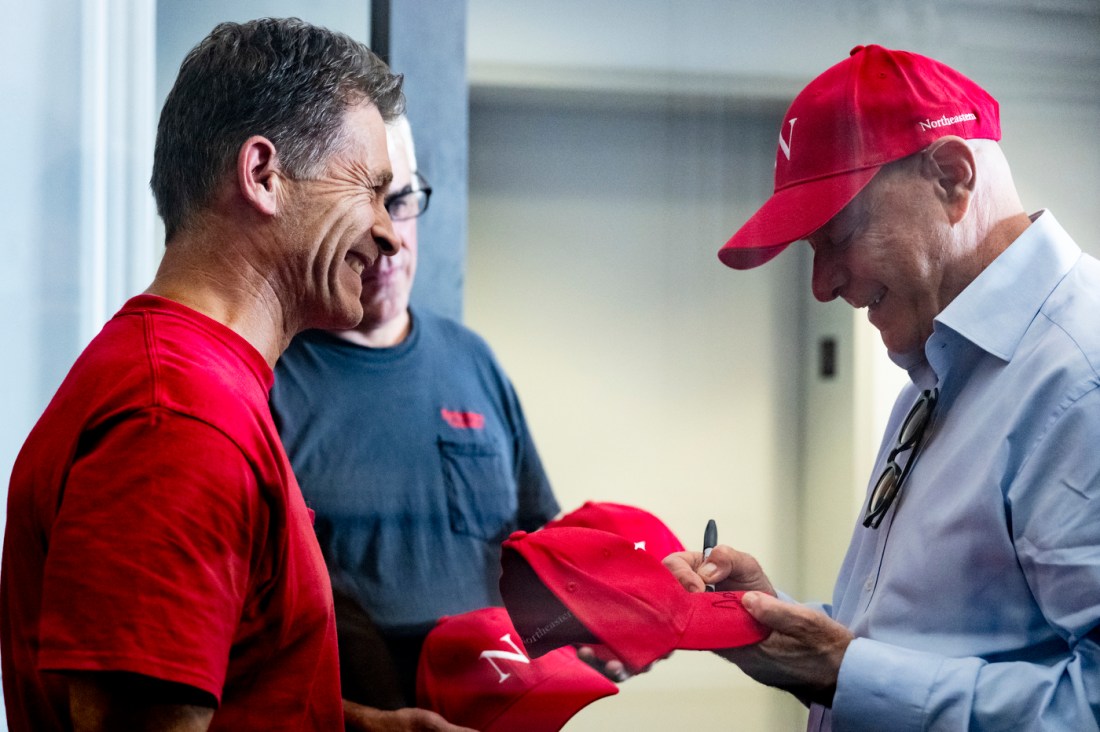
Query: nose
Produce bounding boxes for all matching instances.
[811,246,845,303]
[373,208,402,258]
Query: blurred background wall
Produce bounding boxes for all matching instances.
[3,1,1098,729]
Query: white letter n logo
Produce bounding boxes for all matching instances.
[480,633,531,683]
[778,118,798,161]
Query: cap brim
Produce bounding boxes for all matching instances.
[501,545,768,673]
[676,590,770,651]
[485,647,618,732]
[718,166,881,270]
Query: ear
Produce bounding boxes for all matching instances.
[922,136,975,224]
[237,135,282,217]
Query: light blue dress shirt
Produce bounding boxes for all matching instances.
[808,212,1100,731]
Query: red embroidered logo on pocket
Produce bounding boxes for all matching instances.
[441,408,485,429]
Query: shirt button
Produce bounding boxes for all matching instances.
[864,577,874,592]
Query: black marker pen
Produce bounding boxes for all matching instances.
[703,519,717,592]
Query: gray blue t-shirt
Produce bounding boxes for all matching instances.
[271,308,559,636]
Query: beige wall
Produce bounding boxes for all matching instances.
[467,97,811,730]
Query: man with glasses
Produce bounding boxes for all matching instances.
[271,115,559,731]
[665,45,1100,730]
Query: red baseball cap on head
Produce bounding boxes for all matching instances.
[415,607,618,732]
[718,44,1001,270]
[500,526,769,674]
[543,501,686,560]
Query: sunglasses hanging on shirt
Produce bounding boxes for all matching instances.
[863,388,939,529]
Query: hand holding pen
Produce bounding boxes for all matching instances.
[703,519,717,592]
[666,521,777,597]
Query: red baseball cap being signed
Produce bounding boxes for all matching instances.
[416,607,618,732]
[543,501,685,561]
[718,44,1000,270]
[500,526,769,674]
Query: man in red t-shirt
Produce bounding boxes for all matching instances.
[1,18,404,732]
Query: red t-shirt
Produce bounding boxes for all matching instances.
[1,295,343,731]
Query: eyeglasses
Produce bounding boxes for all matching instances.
[863,388,938,529]
[384,171,432,221]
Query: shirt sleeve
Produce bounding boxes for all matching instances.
[832,386,1100,731]
[37,408,266,702]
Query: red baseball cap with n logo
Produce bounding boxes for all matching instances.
[719,44,1000,270]
[415,607,618,732]
[500,526,769,674]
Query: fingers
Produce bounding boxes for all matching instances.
[716,595,852,700]
[741,591,829,638]
[342,704,478,732]
[664,546,776,595]
[740,592,854,664]
[740,592,838,637]
[662,551,707,593]
[576,645,631,682]
[603,659,630,682]
[407,708,478,732]
[739,590,784,626]
[713,547,776,595]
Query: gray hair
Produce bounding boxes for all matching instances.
[151,17,405,240]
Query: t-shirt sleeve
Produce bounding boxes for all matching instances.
[37,409,266,702]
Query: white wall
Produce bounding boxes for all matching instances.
[2,0,84,534]
[1,7,87,728]
[3,0,158,531]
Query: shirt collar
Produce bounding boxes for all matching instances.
[888,210,1080,387]
[935,210,1078,361]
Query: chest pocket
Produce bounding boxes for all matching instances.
[437,439,517,542]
